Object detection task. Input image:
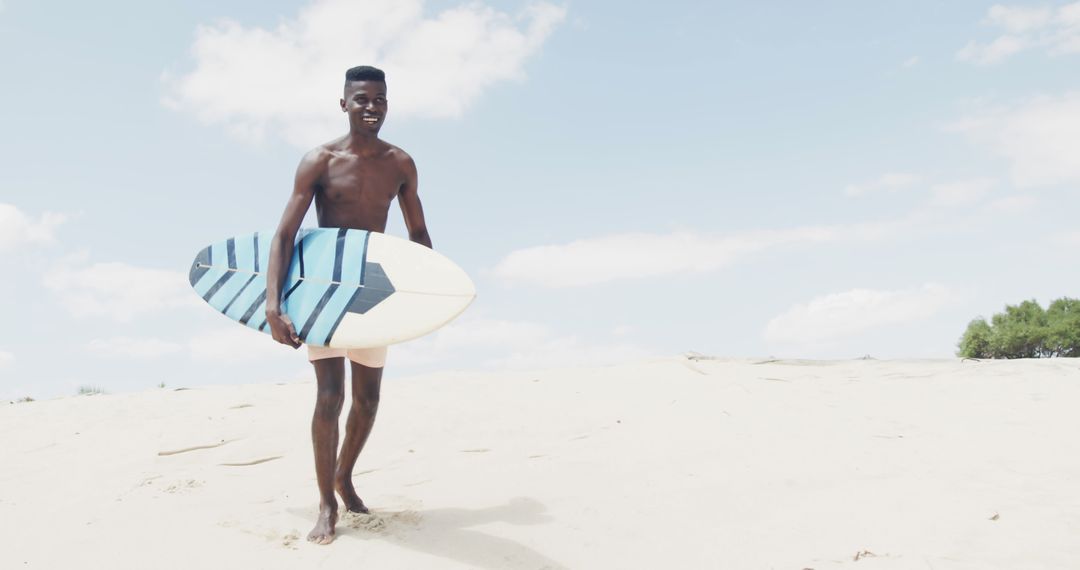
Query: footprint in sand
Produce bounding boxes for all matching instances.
[281,531,300,550]
[219,456,283,467]
[164,479,204,494]
[342,510,422,534]
[157,439,233,456]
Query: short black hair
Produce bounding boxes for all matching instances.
[345,65,385,83]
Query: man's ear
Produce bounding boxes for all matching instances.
[339,98,347,112]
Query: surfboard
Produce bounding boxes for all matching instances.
[188,228,475,348]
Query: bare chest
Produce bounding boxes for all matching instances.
[319,156,402,203]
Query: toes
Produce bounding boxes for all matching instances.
[306,532,334,545]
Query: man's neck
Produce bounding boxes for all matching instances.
[346,131,382,156]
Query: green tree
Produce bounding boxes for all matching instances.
[958,318,993,358]
[958,297,1079,358]
[1046,297,1080,357]
[989,300,1048,358]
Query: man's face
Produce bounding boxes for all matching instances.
[340,80,388,132]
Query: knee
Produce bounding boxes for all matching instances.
[315,388,344,419]
[352,391,379,414]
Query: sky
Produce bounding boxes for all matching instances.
[2,0,1079,399]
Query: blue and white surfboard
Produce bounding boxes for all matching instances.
[189,228,475,348]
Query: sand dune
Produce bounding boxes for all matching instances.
[3,356,1079,569]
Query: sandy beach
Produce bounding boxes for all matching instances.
[3,356,1079,569]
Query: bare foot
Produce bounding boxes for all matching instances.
[335,477,370,514]
[307,504,337,545]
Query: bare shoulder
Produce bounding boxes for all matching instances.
[295,140,340,180]
[384,143,416,174]
[300,143,336,169]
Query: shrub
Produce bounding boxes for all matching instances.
[958,297,1079,358]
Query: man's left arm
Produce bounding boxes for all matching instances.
[398,155,432,249]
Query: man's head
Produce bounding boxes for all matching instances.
[341,65,388,134]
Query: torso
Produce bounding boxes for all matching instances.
[313,137,408,232]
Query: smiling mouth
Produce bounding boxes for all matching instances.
[362,116,380,125]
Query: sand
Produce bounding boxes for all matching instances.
[3,356,1079,569]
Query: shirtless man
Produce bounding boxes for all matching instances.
[264,65,431,545]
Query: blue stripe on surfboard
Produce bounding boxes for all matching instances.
[224,232,263,322]
[298,284,340,343]
[359,229,370,283]
[321,233,384,344]
[205,236,257,312]
[295,229,349,344]
[256,232,272,276]
[302,230,368,346]
[191,229,384,341]
[252,232,260,273]
[191,241,231,297]
[222,274,261,319]
[293,229,347,343]
[295,234,305,278]
[247,231,307,332]
[219,236,265,320]
[271,230,337,341]
[256,278,303,332]
[304,229,339,282]
[282,281,331,340]
[202,238,239,301]
[227,237,237,269]
[188,247,211,287]
[332,228,347,281]
[239,289,268,326]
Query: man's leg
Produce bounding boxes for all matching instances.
[308,357,345,545]
[335,361,383,514]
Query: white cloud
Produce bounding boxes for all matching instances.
[844,172,919,197]
[986,194,1039,213]
[1056,230,1080,246]
[0,351,13,367]
[0,203,67,252]
[957,35,1028,65]
[492,220,911,288]
[188,326,300,362]
[163,0,566,146]
[43,256,200,322]
[988,4,1055,33]
[763,284,951,345]
[929,178,996,207]
[957,2,1080,64]
[86,337,184,359]
[392,316,652,370]
[902,55,920,67]
[951,93,1080,188]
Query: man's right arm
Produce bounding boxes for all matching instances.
[265,149,324,348]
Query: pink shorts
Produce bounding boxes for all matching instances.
[306,345,388,368]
